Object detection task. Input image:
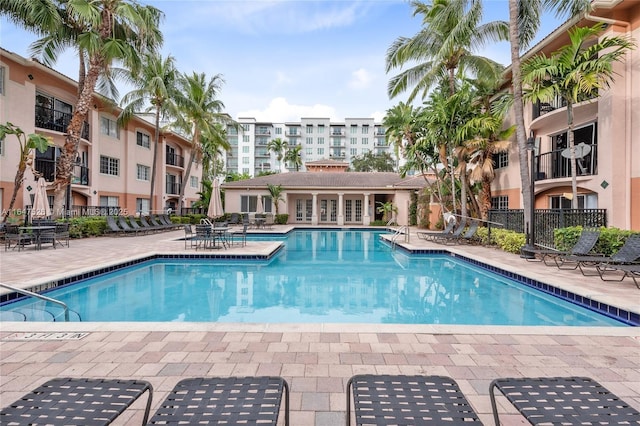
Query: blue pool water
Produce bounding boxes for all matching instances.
[1,230,626,325]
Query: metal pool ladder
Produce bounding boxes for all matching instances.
[0,282,70,322]
[390,225,410,250]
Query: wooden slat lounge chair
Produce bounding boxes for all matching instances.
[346,375,482,425]
[416,218,457,242]
[0,377,153,425]
[490,377,640,425]
[148,377,289,425]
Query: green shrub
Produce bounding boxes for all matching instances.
[369,220,388,226]
[555,226,638,256]
[478,227,526,254]
[67,217,107,238]
[275,214,289,225]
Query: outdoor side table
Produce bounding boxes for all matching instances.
[490,376,640,425]
[148,376,290,425]
[0,377,153,426]
[346,374,482,425]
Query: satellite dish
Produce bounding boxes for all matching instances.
[561,142,591,159]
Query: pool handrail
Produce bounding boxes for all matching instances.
[0,282,70,321]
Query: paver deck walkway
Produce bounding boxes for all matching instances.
[1,227,639,425]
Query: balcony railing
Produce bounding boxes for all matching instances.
[330,129,345,136]
[166,182,181,195]
[166,153,184,168]
[34,158,89,185]
[255,129,271,135]
[286,130,301,137]
[35,105,90,140]
[535,144,597,181]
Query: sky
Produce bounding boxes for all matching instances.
[0,0,564,123]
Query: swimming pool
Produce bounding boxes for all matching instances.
[0,230,628,326]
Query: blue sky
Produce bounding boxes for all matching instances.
[1,0,563,122]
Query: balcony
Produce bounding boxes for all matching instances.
[535,144,598,181]
[330,129,345,136]
[166,182,181,195]
[255,129,271,135]
[35,105,90,140]
[34,158,90,185]
[166,153,184,168]
[286,130,301,137]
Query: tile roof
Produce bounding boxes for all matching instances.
[221,172,428,190]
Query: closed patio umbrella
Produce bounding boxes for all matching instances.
[30,177,51,222]
[207,179,224,219]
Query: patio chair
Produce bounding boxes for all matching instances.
[139,215,161,233]
[55,222,70,247]
[150,214,174,230]
[264,213,275,229]
[525,229,600,266]
[183,224,196,249]
[105,216,127,236]
[0,377,153,425]
[159,213,180,229]
[117,216,141,235]
[604,263,640,288]
[416,217,457,241]
[126,216,148,235]
[346,375,482,425]
[194,224,216,250]
[490,376,640,425]
[4,225,32,251]
[438,219,479,245]
[229,212,240,225]
[570,233,640,278]
[230,223,248,247]
[432,217,468,245]
[148,376,289,425]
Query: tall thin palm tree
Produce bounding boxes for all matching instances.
[119,53,178,213]
[284,144,303,171]
[386,0,508,100]
[173,72,233,213]
[1,0,164,216]
[200,123,231,182]
[522,23,635,207]
[267,138,287,172]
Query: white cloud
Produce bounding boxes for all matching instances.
[349,68,374,90]
[237,97,337,122]
[275,71,293,86]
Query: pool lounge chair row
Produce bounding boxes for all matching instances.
[525,230,640,288]
[416,218,481,245]
[106,215,180,236]
[3,375,638,425]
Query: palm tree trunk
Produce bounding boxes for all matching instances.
[566,102,578,208]
[508,0,533,229]
[149,106,161,212]
[178,137,198,214]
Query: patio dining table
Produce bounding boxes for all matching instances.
[18,225,55,251]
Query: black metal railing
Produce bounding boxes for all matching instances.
[488,208,607,248]
[166,153,185,168]
[181,207,207,216]
[34,159,89,185]
[166,182,181,194]
[34,105,90,140]
[536,144,597,181]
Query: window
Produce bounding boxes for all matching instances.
[242,157,250,164]
[306,148,313,156]
[362,125,369,134]
[306,137,313,144]
[136,164,150,181]
[242,124,250,131]
[362,137,369,145]
[136,131,150,148]
[275,127,282,135]
[317,125,325,134]
[229,136,238,145]
[242,135,250,143]
[100,156,119,176]
[190,176,198,188]
[242,167,250,174]
[318,137,324,145]
[263,196,272,213]
[350,137,357,145]
[350,125,357,134]
[491,196,509,210]
[306,125,313,134]
[242,146,250,153]
[0,138,4,156]
[350,148,357,156]
[100,196,119,206]
[495,152,509,169]
[0,66,5,95]
[549,194,596,209]
[136,198,150,214]
[317,147,324,155]
[241,195,258,212]
[100,117,119,138]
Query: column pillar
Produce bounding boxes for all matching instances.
[337,193,344,226]
[311,192,318,225]
[363,193,371,225]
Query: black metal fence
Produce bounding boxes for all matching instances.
[488,209,607,248]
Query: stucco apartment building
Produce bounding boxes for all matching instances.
[0,48,202,217]
[493,0,640,231]
[227,117,392,175]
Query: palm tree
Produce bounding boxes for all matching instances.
[0,123,51,222]
[284,144,303,171]
[1,0,164,216]
[522,23,635,207]
[267,184,284,215]
[376,201,398,224]
[267,138,287,172]
[200,123,231,182]
[507,0,590,228]
[173,72,232,213]
[386,0,508,101]
[119,53,178,213]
